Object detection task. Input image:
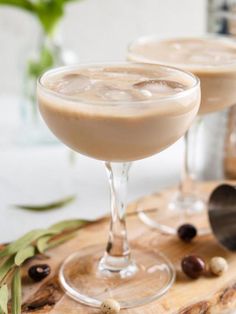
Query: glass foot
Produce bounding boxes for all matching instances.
[168,192,206,213]
[59,244,175,309]
[138,191,211,236]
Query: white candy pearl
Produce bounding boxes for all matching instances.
[100,298,120,314]
[209,257,228,276]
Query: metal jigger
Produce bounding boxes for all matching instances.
[208,184,236,251]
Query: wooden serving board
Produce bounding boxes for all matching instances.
[21,181,236,314]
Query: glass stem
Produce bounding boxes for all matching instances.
[180,117,201,195]
[180,131,193,195]
[100,162,132,272]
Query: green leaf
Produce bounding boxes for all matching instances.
[0,229,57,258]
[0,0,84,36]
[11,268,21,314]
[0,284,8,314]
[49,219,88,233]
[0,0,63,35]
[45,232,77,250]
[14,246,35,266]
[0,0,34,12]
[0,256,15,283]
[36,235,51,254]
[14,195,76,211]
[33,0,65,35]
[37,219,89,253]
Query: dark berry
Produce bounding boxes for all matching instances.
[178,224,197,242]
[28,264,51,282]
[181,255,205,279]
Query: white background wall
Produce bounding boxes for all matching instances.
[0,0,206,95]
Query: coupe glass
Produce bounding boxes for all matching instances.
[37,63,200,308]
[128,36,236,235]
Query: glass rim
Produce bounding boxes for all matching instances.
[37,62,200,107]
[127,34,236,72]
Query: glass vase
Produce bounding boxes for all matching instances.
[19,25,77,146]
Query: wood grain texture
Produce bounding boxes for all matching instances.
[21,181,236,314]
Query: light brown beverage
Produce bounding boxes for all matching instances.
[37,63,200,161]
[128,37,236,114]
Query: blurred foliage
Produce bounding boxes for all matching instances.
[28,45,54,79]
[0,0,80,35]
[0,0,81,105]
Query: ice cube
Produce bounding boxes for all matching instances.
[55,74,93,95]
[94,84,152,102]
[103,88,135,101]
[134,80,186,96]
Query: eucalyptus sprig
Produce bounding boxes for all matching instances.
[0,218,89,313]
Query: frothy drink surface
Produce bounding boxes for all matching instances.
[38,64,200,161]
[45,67,188,102]
[128,37,236,114]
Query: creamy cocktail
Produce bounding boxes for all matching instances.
[128,37,236,114]
[128,36,236,234]
[38,64,199,161]
[37,63,200,308]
